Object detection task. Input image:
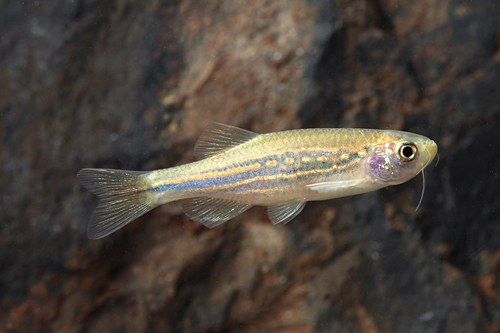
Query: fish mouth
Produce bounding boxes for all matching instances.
[423,140,438,168]
[413,139,437,177]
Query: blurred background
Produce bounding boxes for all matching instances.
[1,0,499,332]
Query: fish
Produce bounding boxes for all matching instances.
[77,122,438,239]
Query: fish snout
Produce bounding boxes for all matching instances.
[423,140,438,167]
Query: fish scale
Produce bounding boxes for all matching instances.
[77,122,438,239]
[145,129,375,203]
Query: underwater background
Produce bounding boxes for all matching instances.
[1,0,499,332]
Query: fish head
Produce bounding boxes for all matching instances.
[364,130,438,186]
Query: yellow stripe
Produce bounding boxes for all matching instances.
[151,162,262,188]
[151,146,367,189]
[201,157,362,193]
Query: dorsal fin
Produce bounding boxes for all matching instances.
[193,122,258,160]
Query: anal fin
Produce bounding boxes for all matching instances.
[267,201,306,225]
[183,197,252,228]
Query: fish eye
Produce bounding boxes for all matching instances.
[396,142,417,162]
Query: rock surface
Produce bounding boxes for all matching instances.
[1,0,499,332]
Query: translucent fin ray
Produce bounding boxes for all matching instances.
[306,179,364,193]
[267,201,306,225]
[182,197,252,228]
[193,122,258,160]
[77,168,158,239]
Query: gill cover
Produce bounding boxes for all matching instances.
[366,142,416,183]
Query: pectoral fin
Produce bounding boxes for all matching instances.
[306,179,364,193]
[267,201,306,225]
[183,197,252,228]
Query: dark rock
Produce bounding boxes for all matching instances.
[1,0,499,332]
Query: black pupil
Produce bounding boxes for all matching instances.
[401,146,414,159]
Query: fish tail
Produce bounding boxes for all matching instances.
[77,168,159,239]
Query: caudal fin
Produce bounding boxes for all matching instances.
[77,168,158,239]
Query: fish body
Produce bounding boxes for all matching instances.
[78,123,438,239]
